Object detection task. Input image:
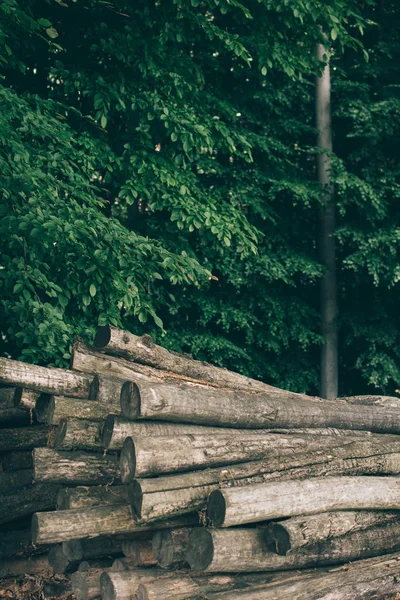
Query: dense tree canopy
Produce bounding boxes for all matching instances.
[0,0,399,396]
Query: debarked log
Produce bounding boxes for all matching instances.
[100,570,177,600]
[120,433,343,481]
[0,356,92,398]
[207,476,400,527]
[185,523,400,572]
[71,567,113,600]
[1,449,33,471]
[13,388,41,411]
[121,380,400,433]
[0,483,59,526]
[118,540,156,567]
[53,418,104,451]
[265,510,400,555]
[35,395,115,425]
[0,425,50,451]
[33,448,120,485]
[152,527,193,568]
[57,485,128,510]
[0,468,33,494]
[48,544,74,574]
[89,374,125,406]
[62,536,122,561]
[32,504,199,544]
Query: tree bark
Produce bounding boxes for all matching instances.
[57,485,129,510]
[0,555,53,578]
[120,433,345,482]
[152,527,193,568]
[130,437,400,522]
[342,395,400,408]
[0,483,59,525]
[32,504,199,544]
[33,447,120,485]
[117,540,156,567]
[53,418,104,451]
[71,567,113,600]
[207,476,400,528]
[2,450,33,471]
[121,380,400,433]
[0,425,50,451]
[265,510,400,555]
[13,388,41,411]
[0,356,92,397]
[0,528,49,559]
[100,570,174,600]
[316,42,337,400]
[89,374,125,405]
[186,523,400,572]
[0,468,33,494]
[62,536,122,561]
[35,394,116,425]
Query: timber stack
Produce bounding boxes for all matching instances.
[1,327,400,598]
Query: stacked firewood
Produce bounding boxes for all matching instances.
[2,327,400,599]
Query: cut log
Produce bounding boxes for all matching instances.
[13,388,41,411]
[207,476,400,527]
[0,425,50,451]
[0,386,16,407]
[342,395,400,408]
[0,468,33,494]
[185,523,400,572]
[35,394,115,425]
[71,567,113,600]
[62,536,122,561]
[54,418,104,451]
[117,540,156,567]
[152,527,193,568]
[121,380,400,433]
[130,438,400,522]
[0,483,59,526]
[120,433,344,481]
[2,450,33,471]
[0,356,92,397]
[0,406,30,426]
[32,504,199,544]
[265,510,400,555]
[95,326,300,395]
[57,485,128,510]
[0,555,53,578]
[33,448,120,485]
[48,544,73,574]
[100,570,173,600]
[89,374,124,406]
[0,528,49,559]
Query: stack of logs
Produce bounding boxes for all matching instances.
[2,326,400,599]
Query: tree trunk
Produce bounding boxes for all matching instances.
[0,528,49,559]
[130,438,400,522]
[35,395,116,425]
[33,448,120,485]
[341,395,400,408]
[0,425,50,451]
[207,476,400,528]
[0,483,59,525]
[2,450,33,471]
[120,433,346,482]
[152,527,193,568]
[62,536,122,561]
[32,504,199,544]
[0,356,92,398]
[0,555,53,578]
[53,418,104,451]
[118,541,156,567]
[89,374,125,405]
[13,388,41,411]
[0,468,33,494]
[265,510,400,555]
[57,485,129,510]
[316,42,337,400]
[186,523,400,572]
[71,567,113,600]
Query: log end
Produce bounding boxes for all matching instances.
[31,513,42,544]
[152,530,172,568]
[185,529,213,571]
[128,480,143,518]
[102,415,115,449]
[62,539,83,561]
[207,490,226,528]
[70,571,89,600]
[89,374,100,400]
[264,523,291,556]
[120,381,141,420]
[47,546,70,574]
[138,583,148,600]
[100,571,115,600]
[54,419,67,448]
[120,437,137,484]
[94,326,111,349]
[35,395,55,425]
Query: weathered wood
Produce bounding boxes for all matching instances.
[0,483,59,525]
[36,394,114,425]
[0,386,16,407]
[32,504,199,544]
[0,528,49,559]
[63,536,122,561]
[33,447,120,485]
[1,450,33,471]
[121,380,400,433]
[54,418,104,451]
[207,476,400,527]
[48,544,73,574]
[152,527,193,568]
[95,326,299,394]
[118,540,156,566]
[13,387,41,411]
[0,356,92,397]
[57,485,128,510]
[0,425,50,451]
[185,523,400,572]
[89,374,124,406]
[0,468,33,494]
[265,510,400,555]
[0,406,30,426]
[71,567,113,600]
[342,395,400,408]
[100,570,173,600]
[120,433,345,482]
[0,555,53,578]
[130,439,400,522]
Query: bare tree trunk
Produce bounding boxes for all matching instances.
[53,418,104,451]
[316,42,338,400]
[33,448,120,485]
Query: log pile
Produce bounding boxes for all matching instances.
[2,325,400,599]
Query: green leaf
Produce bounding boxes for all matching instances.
[261,66,267,76]
[331,28,338,41]
[38,18,52,28]
[89,284,97,297]
[46,27,59,39]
